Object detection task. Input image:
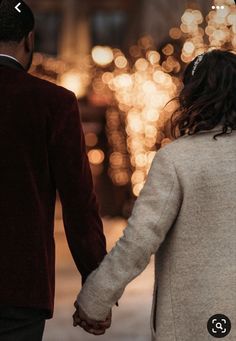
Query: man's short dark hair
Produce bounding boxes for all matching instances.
[0,0,35,43]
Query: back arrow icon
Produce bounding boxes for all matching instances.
[15,2,22,13]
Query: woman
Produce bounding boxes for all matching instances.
[74,49,236,340]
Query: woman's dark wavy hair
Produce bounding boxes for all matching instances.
[170,49,236,140]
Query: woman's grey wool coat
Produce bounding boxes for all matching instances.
[77,123,236,340]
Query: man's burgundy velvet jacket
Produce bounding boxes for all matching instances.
[0,56,107,318]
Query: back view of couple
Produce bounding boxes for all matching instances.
[1,1,236,340]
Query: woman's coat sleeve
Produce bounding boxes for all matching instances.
[77,147,183,321]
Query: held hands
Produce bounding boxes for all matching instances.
[73,301,112,335]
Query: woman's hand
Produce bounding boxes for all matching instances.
[73,301,112,335]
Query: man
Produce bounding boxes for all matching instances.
[0,0,111,339]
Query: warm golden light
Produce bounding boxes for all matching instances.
[131,170,146,184]
[112,171,129,186]
[162,44,174,56]
[92,46,114,66]
[148,51,160,65]
[169,27,182,40]
[60,70,89,98]
[88,149,105,165]
[114,56,128,69]
[31,0,236,197]
[183,41,195,54]
[135,58,149,72]
[133,182,145,197]
[110,152,124,168]
[113,74,133,89]
[182,11,195,26]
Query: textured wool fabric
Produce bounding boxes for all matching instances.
[78,124,236,340]
[0,57,107,318]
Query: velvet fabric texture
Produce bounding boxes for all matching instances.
[0,57,106,318]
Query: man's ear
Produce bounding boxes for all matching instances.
[24,31,34,53]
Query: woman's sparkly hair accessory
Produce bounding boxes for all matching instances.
[191,53,205,76]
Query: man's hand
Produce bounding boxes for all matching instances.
[73,301,112,335]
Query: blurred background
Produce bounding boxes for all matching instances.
[25,0,236,339]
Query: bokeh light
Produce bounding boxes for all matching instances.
[91,46,114,66]
[88,149,105,165]
[31,0,236,196]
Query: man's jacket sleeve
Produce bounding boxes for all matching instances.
[48,90,107,283]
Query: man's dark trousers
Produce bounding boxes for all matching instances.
[0,307,46,341]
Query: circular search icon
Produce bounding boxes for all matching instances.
[207,314,231,338]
